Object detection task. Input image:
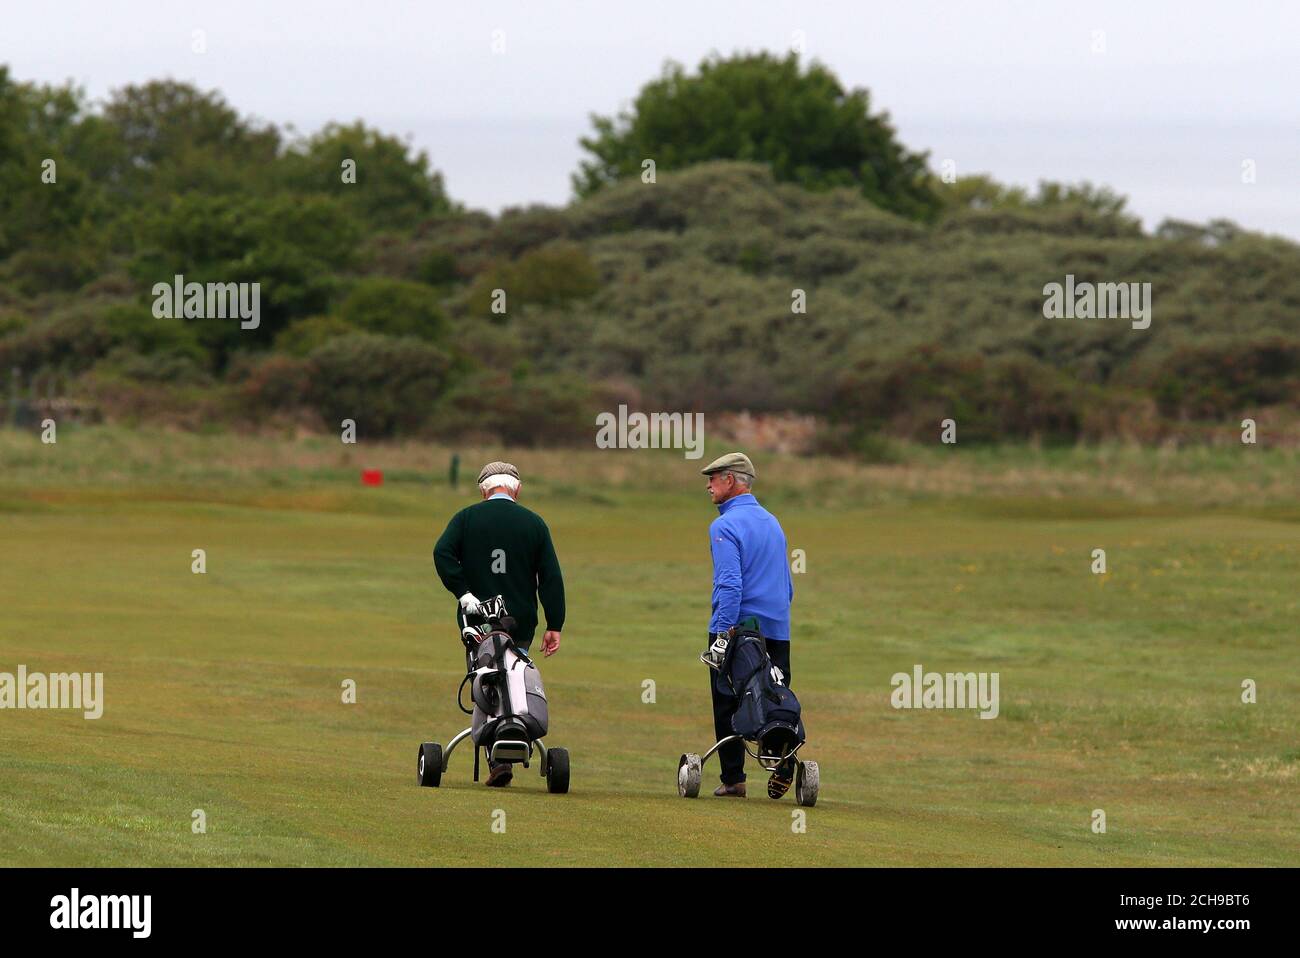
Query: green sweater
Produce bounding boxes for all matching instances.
[433,498,565,646]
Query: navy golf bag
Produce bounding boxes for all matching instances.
[716,629,805,767]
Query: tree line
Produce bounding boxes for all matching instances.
[1,54,1296,448]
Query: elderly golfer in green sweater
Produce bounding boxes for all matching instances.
[433,461,565,786]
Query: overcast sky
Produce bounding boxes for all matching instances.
[5,1,1297,238]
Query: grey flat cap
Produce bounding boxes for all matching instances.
[700,452,755,478]
[478,461,521,484]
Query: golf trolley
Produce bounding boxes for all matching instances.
[417,596,570,793]
[677,629,819,806]
[677,737,819,807]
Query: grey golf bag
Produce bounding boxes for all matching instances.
[461,597,548,763]
[417,594,569,792]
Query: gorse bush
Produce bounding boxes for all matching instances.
[306,333,453,437]
[0,308,120,375]
[272,315,358,357]
[432,371,596,447]
[230,352,313,419]
[95,346,211,386]
[830,346,1085,443]
[1145,337,1300,419]
[466,241,600,319]
[339,277,446,341]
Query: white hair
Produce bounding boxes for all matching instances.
[480,474,520,495]
[727,470,753,488]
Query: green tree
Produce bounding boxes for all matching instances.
[0,69,111,265]
[99,80,281,201]
[573,52,940,221]
[131,194,359,361]
[279,121,452,228]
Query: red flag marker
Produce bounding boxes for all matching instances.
[361,469,383,486]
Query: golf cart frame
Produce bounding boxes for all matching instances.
[437,724,552,779]
[703,733,804,770]
[678,733,818,806]
[677,629,819,806]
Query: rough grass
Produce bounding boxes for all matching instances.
[0,427,1296,866]
[3,424,1300,508]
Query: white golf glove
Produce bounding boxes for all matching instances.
[458,592,482,616]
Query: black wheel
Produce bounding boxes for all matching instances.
[418,742,442,787]
[546,747,570,794]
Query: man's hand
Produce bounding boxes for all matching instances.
[541,631,561,657]
[458,592,481,615]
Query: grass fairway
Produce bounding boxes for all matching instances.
[1,429,1297,866]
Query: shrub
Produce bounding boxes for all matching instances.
[465,241,600,320]
[831,345,1085,444]
[420,248,459,286]
[0,303,209,384]
[432,371,594,446]
[229,352,313,417]
[0,310,26,337]
[307,333,453,436]
[1144,337,1300,419]
[94,346,211,385]
[103,304,207,364]
[1,245,102,296]
[0,309,116,375]
[273,315,358,356]
[492,205,572,258]
[338,277,447,341]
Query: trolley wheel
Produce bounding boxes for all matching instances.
[418,742,443,788]
[678,753,703,798]
[795,760,819,807]
[546,747,570,794]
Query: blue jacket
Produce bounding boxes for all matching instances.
[708,493,794,641]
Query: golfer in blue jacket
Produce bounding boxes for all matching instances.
[698,452,794,798]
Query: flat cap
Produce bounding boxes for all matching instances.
[477,461,521,484]
[700,452,755,478]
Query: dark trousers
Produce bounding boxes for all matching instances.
[710,636,791,785]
